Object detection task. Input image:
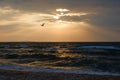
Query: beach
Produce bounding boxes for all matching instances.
[0,69,120,80]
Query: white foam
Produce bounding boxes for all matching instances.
[0,64,119,76]
[77,46,120,50]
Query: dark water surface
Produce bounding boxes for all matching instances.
[0,42,120,73]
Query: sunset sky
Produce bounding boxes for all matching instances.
[0,0,120,42]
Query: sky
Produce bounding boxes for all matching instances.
[0,0,120,42]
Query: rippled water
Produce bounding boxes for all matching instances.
[0,42,120,73]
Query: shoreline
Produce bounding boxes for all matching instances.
[0,69,120,80]
[0,64,120,76]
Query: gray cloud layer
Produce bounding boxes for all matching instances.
[0,0,120,12]
[60,11,120,27]
[0,0,120,40]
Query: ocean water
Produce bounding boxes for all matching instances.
[0,42,120,74]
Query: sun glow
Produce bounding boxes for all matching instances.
[56,9,70,12]
[53,15,60,19]
[53,8,69,19]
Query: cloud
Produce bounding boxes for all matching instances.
[0,6,55,27]
[56,8,69,12]
[0,7,20,21]
[0,0,120,13]
[0,23,21,33]
[60,16,84,22]
[0,0,120,28]
[0,0,120,41]
[85,12,120,27]
[59,11,120,28]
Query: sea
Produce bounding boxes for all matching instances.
[0,42,120,75]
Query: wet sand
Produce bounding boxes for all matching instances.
[0,69,120,80]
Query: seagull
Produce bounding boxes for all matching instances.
[41,23,45,26]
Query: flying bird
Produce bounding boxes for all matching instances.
[41,23,45,26]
